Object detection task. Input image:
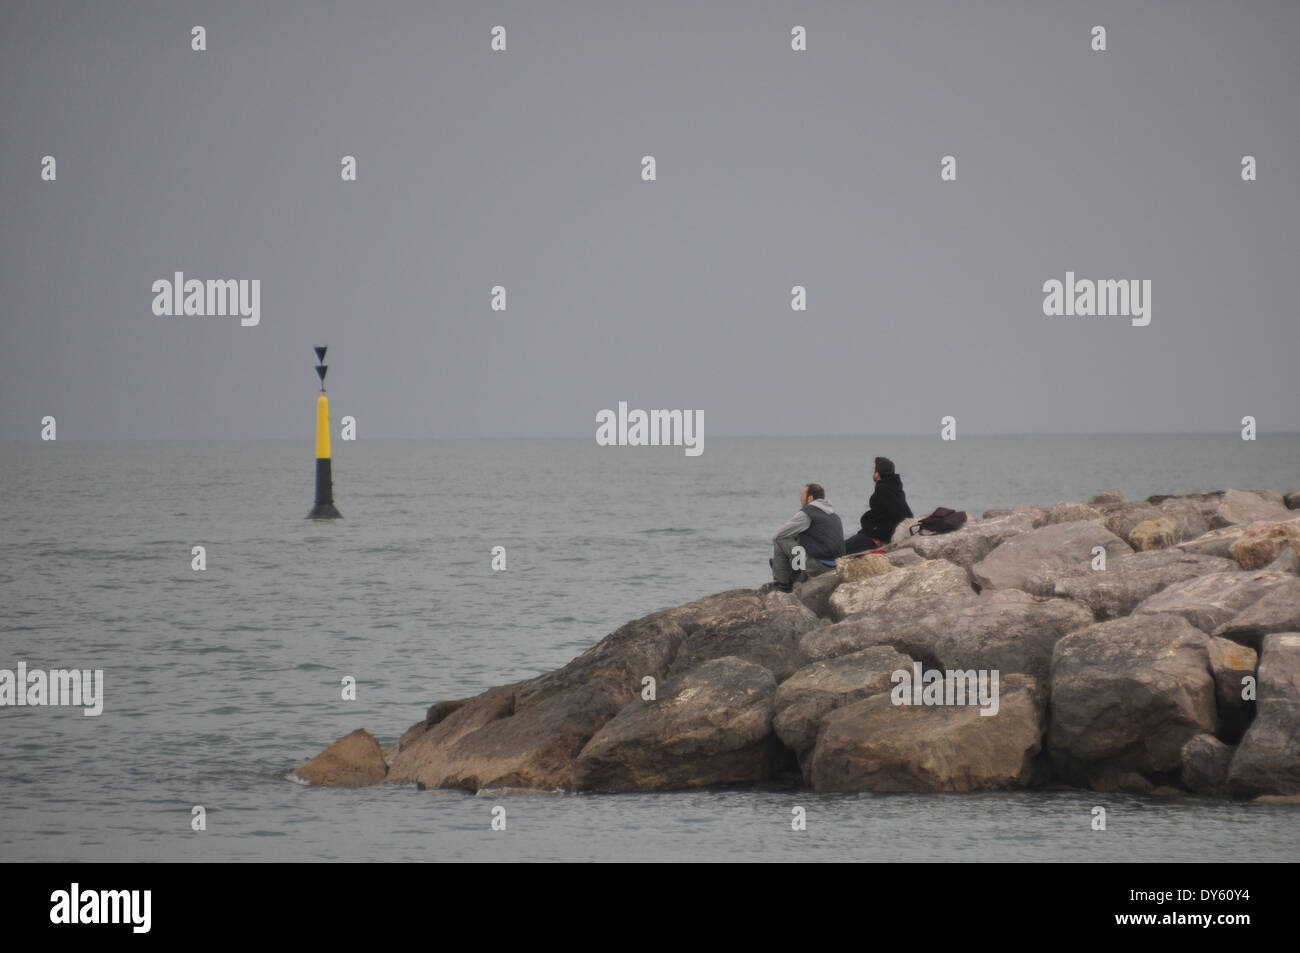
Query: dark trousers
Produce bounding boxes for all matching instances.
[771,536,836,585]
[843,531,886,555]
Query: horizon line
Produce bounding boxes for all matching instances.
[4,431,1300,444]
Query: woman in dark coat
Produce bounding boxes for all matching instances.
[843,456,913,554]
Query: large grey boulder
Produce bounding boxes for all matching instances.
[1211,489,1292,528]
[794,571,840,619]
[573,657,787,791]
[808,674,1045,793]
[1285,491,1300,510]
[1156,498,1210,541]
[827,559,972,621]
[1181,733,1233,795]
[387,686,521,787]
[388,589,789,790]
[800,592,977,667]
[515,609,688,709]
[1226,633,1300,797]
[1133,570,1295,633]
[1050,551,1234,620]
[806,586,1092,682]
[1212,578,1300,649]
[400,683,625,791]
[1175,525,1246,559]
[891,518,921,545]
[905,511,1040,571]
[1047,615,1217,788]
[772,645,911,768]
[667,589,822,681]
[932,589,1094,684]
[1267,547,1300,575]
[971,521,1132,594]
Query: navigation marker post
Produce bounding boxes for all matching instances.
[308,346,342,519]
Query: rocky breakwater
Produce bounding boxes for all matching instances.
[294,488,1300,800]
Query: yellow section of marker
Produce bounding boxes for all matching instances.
[316,392,332,459]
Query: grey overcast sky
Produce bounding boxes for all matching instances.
[1,0,1296,440]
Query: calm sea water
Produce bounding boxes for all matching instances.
[1,435,1298,862]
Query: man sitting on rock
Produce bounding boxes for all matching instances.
[763,483,845,593]
[844,457,914,555]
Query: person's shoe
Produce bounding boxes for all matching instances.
[760,581,793,594]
